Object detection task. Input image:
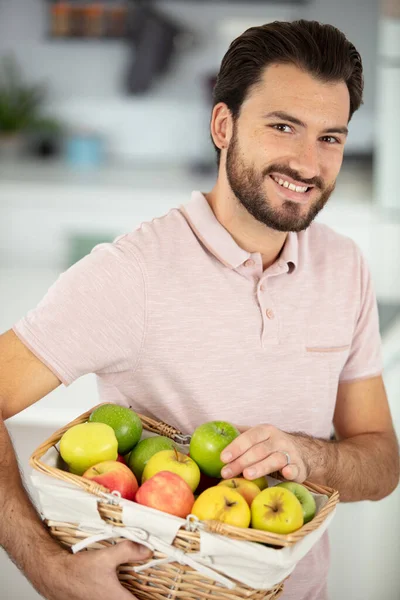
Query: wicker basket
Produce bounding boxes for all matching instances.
[30,405,340,600]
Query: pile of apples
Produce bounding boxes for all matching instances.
[58,405,317,535]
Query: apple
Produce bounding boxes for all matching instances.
[117,454,126,464]
[128,436,177,482]
[189,421,240,478]
[251,475,269,491]
[275,482,317,524]
[191,486,251,528]
[218,477,261,506]
[89,404,143,455]
[59,422,118,476]
[82,460,138,501]
[142,448,200,492]
[136,471,195,518]
[251,486,304,534]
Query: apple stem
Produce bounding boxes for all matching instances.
[225,499,238,508]
[174,447,180,461]
[264,504,278,513]
[92,468,100,475]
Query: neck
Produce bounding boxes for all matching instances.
[204,183,288,270]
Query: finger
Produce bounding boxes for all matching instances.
[221,440,272,478]
[106,540,153,568]
[281,463,303,482]
[220,425,274,463]
[241,451,289,480]
[234,424,250,433]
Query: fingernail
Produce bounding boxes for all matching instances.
[246,468,256,478]
[221,452,232,462]
[221,467,232,478]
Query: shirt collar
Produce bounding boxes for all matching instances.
[180,191,298,272]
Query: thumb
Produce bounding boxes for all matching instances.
[106,540,153,568]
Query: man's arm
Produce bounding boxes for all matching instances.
[302,375,399,501]
[0,329,150,600]
[222,375,399,502]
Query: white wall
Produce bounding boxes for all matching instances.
[0,0,378,162]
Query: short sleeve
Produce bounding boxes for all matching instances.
[12,236,147,386]
[339,249,383,382]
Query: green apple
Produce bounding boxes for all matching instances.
[59,422,118,476]
[189,421,240,478]
[128,435,177,482]
[251,486,304,534]
[251,475,269,490]
[276,481,317,524]
[89,404,142,455]
[142,448,201,492]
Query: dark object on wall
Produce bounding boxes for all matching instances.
[125,4,193,94]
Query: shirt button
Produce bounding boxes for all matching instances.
[244,259,255,268]
[266,308,275,319]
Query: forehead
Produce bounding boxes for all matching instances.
[241,62,350,125]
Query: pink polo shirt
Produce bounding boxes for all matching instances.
[14,191,382,600]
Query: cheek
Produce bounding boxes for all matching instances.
[322,148,344,179]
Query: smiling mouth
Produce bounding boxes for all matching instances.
[270,174,313,193]
[269,175,315,203]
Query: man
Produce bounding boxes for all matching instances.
[0,19,398,600]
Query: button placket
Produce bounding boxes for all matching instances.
[256,280,279,346]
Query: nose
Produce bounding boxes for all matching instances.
[288,140,321,182]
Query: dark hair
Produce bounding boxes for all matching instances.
[212,20,364,163]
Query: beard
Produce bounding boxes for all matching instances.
[225,125,336,233]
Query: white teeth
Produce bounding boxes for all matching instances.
[273,176,308,193]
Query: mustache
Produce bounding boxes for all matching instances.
[263,165,324,189]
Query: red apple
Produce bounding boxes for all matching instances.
[82,460,138,501]
[136,471,195,518]
[117,454,126,464]
[218,477,261,506]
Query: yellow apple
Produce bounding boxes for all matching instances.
[218,477,261,506]
[251,486,304,534]
[142,448,200,492]
[59,422,118,476]
[191,486,251,528]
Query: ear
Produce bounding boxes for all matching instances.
[210,102,234,152]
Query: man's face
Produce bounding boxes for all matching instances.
[225,63,350,232]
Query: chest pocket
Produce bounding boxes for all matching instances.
[304,344,351,405]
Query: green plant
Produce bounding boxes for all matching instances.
[0,54,46,134]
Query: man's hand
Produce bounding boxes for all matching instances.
[42,541,152,600]
[220,424,312,483]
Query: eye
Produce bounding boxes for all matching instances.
[271,123,292,133]
[321,136,340,144]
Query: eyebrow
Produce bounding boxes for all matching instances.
[264,110,349,136]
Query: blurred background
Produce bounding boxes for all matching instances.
[0,0,399,598]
